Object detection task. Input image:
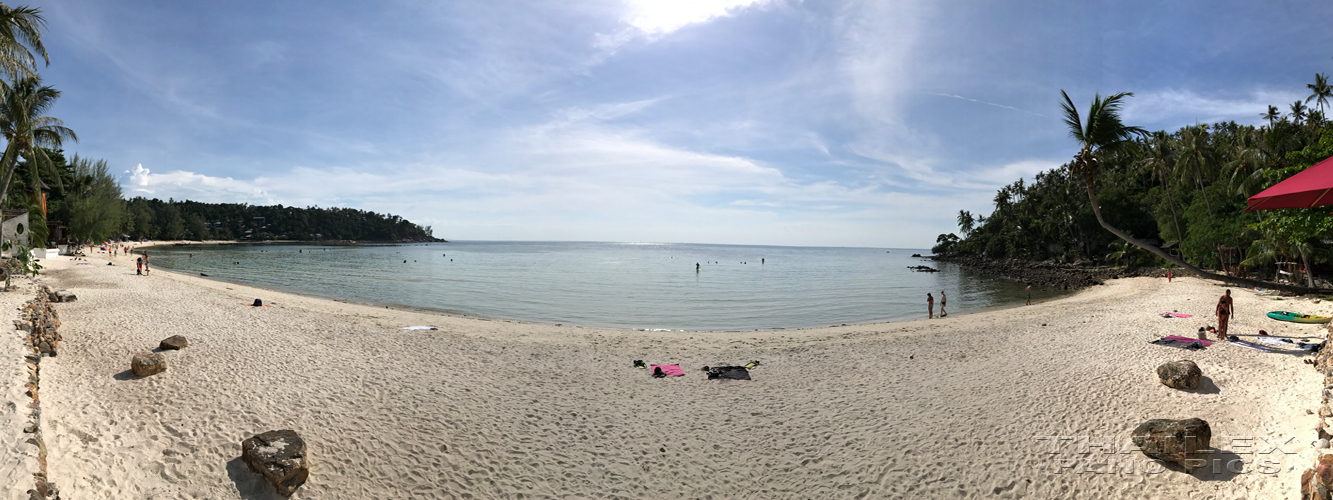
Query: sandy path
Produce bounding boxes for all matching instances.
[25,250,1329,499]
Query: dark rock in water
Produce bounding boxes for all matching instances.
[907,265,939,273]
[160,335,188,350]
[1156,360,1202,390]
[1131,418,1211,470]
[910,253,922,257]
[242,429,309,496]
[131,352,167,377]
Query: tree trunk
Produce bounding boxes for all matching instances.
[1081,175,1330,294]
[1301,246,1315,288]
[1194,172,1214,218]
[0,149,19,258]
[1158,168,1186,246]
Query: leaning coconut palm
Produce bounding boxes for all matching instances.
[0,76,75,253]
[1061,90,1329,293]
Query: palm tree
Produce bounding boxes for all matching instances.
[1226,127,1273,198]
[956,210,975,236]
[1262,105,1281,127]
[1175,124,1215,218]
[1061,90,1329,292]
[0,5,46,83]
[1291,100,1308,125]
[1136,131,1185,243]
[0,76,75,252]
[1308,73,1332,114]
[1060,90,1237,277]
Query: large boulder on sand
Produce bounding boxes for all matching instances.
[242,429,309,496]
[159,335,188,350]
[1156,360,1202,390]
[130,352,167,377]
[1131,418,1212,470]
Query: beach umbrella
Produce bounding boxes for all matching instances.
[1246,155,1333,210]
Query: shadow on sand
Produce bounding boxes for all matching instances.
[226,457,287,500]
[1152,449,1249,482]
[1183,376,1221,395]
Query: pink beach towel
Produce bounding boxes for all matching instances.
[650,364,684,377]
[1164,335,1213,346]
[1160,312,1193,318]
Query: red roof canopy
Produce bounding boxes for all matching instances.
[1246,155,1333,210]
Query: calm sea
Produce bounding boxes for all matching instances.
[144,241,1058,331]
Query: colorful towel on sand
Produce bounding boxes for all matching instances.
[1165,335,1213,346]
[1159,312,1193,318]
[1229,340,1272,352]
[650,364,684,377]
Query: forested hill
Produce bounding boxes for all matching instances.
[121,197,441,242]
[933,83,1333,286]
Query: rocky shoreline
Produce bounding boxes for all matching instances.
[929,254,1167,289]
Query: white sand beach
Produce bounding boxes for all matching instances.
[7,249,1330,498]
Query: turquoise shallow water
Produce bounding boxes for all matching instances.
[144,241,1062,330]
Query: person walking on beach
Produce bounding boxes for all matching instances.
[143,252,150,276]
[1167,268,1173,283]
[1216,289,1234,340]
[926,293,934,319]
[939,290,947,317]
[1025,284,1032,305]
[136,257,142,275]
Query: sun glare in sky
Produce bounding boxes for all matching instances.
[623,0,770,34]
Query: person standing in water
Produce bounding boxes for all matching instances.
[926,293,934,319]
[1025,284,1032,305]
[939,290,947,317]
[696,263,700,272]
[1216,289,1233,340]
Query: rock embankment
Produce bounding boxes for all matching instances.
[15,285,65,499]
[1301,323,1333,498]
[929,255,1166,289]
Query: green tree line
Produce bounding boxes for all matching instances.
[936,73,1333,287]
[120,197,437,242]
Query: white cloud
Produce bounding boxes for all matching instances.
[122,164,277,205]
[1123,88,1305,128]
[622,0,772,35]
[594,0,774,58]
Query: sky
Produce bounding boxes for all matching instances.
[24,0,1333,247]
